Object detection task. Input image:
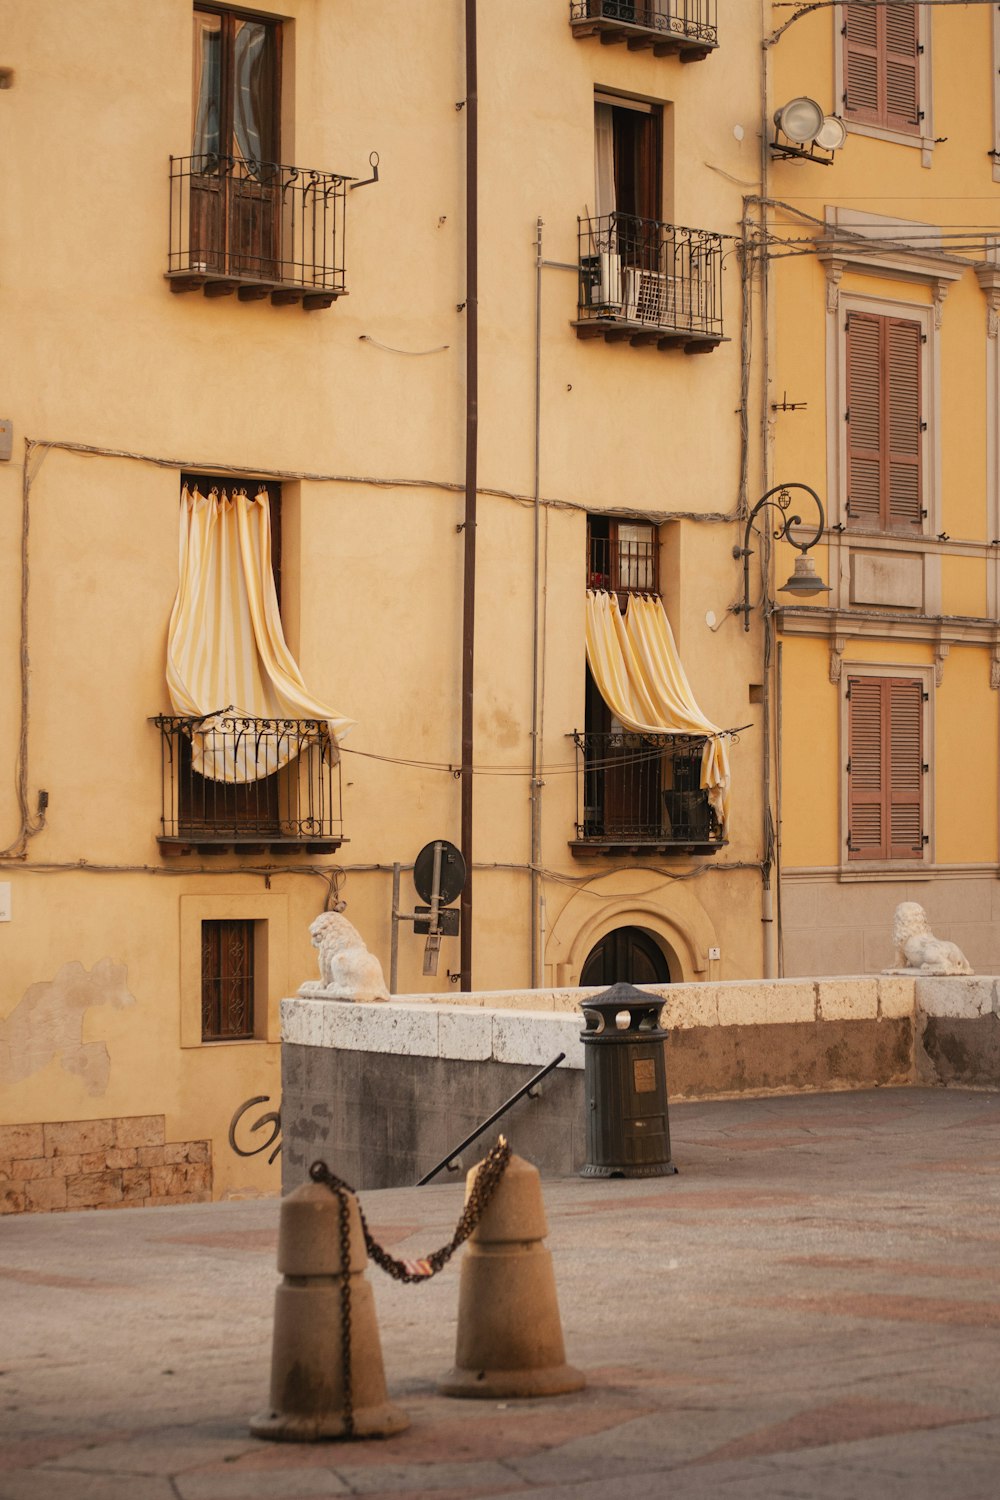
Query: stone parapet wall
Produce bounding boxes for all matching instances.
[280,973,934,1191]
[0,1116,212,1215]
[394,975,916,1026]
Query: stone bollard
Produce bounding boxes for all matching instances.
[251,1176,409,1442]
[439,1152,585,1399]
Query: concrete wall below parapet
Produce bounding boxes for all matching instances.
[914,977,1000,1090]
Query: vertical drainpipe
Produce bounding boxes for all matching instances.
[460,0,479,991]
[530,218,544,988]
[759,1,777,979]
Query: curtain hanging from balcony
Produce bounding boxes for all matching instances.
[585,590,731,827]
[166,484,354,782]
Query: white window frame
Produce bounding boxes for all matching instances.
[826,290,939,544]
[834,4,935,168]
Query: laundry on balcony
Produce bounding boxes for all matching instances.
[166,483,354,783]
[584,589,731,829]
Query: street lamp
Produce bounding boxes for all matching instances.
[733,483,829,632]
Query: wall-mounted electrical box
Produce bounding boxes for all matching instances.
[0,420,12,462]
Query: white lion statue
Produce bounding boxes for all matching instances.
[299,909,390,1002]
[887,901,973,976]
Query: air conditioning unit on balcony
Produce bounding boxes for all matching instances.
[623,265,697,327]
[582,249,623,314]
[623,266,667,325]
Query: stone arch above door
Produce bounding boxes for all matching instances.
[544,875,719,986]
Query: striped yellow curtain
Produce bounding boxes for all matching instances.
[166,484,354,782]
[585,590,731,828]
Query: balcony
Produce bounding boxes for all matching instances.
[153,713,346,854]
[166,154,349,310]
[575,214,724,351]
[571,730,725,855]
[569,1,718,60]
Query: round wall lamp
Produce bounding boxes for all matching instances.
[771,97,846,165]
[774,96,824,143]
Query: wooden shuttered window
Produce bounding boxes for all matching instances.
[846,312,923,532]
[847,676,925,861]
[844,3,921,135]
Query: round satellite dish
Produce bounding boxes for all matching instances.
[774,96,824,145]
[815,115,848,152]
[413,840,467,907]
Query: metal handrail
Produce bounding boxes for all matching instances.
[416,1052,567,1185]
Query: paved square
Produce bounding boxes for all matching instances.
[2,1088,999,1498]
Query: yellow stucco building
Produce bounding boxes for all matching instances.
[766,3,1000,974]
[5,1,994,1210]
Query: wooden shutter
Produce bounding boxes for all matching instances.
[887,319,922,530]
[846,313,923,531]
[888,678,924,859]
[847,676,886,858]
[844,4,880,122]
[847,676,924,862]
[843,3,921,134]
[846,313,883,527]
[884,4,920,134]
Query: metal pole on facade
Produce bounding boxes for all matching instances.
[459,0,478,991]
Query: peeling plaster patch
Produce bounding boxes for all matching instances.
[0,960,136,1096]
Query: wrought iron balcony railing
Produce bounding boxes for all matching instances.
[571,730,725,854]
[166,153,350,310]
[576,213,724,349]
[152,713,346,853]
[569,0,718,58]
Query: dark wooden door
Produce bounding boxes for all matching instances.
[580,927,670,987]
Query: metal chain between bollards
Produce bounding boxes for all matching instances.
[334,1185,355,1439]
[309,1135,512,1285]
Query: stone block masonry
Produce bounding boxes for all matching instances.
[0,1116,212,1215]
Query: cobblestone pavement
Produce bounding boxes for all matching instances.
[2,1087,1000,1499]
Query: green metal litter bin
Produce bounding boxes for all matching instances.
[579,982,677,1179]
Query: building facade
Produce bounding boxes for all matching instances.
[16,3,990,1208]
[766,2,1000,975]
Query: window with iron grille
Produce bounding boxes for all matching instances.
[847,675,925,861]
[587,516,659,598]
[201,918,257,1040]
[845,311,923,532]
[843,2,921,136]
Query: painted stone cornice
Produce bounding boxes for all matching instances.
[776,606,1000,656]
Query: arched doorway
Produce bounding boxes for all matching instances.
[579,926,670,987]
